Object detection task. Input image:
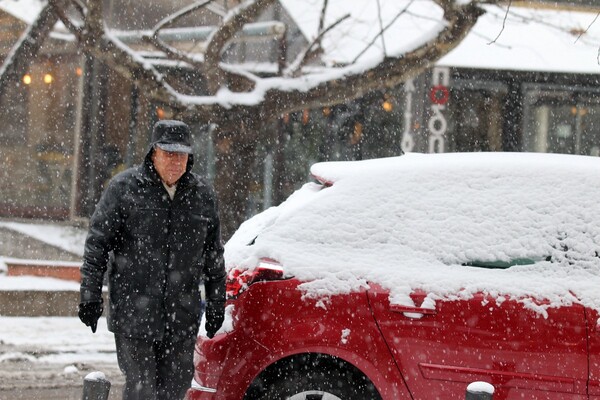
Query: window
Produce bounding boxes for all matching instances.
[522,85,600,156]
[462,258,547,269]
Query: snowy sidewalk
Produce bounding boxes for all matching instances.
[0,222,122,399]
[0,220,87,317]
[0,316,123,400]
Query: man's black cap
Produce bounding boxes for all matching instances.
[152,120,193,154]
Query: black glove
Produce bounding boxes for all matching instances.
[205,300,225,339]
[78,301,103,333]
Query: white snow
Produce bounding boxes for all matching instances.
[0,221,86,289]
[63,364,79,375]
[467,381,495,394]
[0,221,87,256]
[340,328,350,345]
[281,0,445,65]
[0,222,114,366]
[6,0,597,74]
[0,316,116,365]
[281,0,600,74]
[0,273,80,291]
[85,371,107,381]
[198,304,235,337]
[439,5,600,73]
[0,0,71,38]
[0,0,45,25]
[226,152,600,317]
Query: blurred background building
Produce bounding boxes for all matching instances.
[0,0,598,221]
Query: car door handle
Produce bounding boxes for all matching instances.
[389,304,437,315]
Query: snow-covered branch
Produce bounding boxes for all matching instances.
[204,0,276,93]
[285,13,350,77]
[0,0,494,132]
[0,0,70,99]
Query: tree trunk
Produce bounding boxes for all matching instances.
[213,127,260,240]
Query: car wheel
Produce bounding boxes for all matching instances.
[288,390,342,400]
[245,354,381,400]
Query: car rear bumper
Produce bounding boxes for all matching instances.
[185,333,229,400]
[186,279,410,399]
[185,325,272,400]
[186,377,217,400]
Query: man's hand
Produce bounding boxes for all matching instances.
[78,301,103,333]
[205,300,225,339]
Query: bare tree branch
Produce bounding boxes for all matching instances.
[75,0,184,108]
[96,36,186,106]
[352,0,416,63]
[136,0,230,73]
[0,0,500,235]
[285,13,350,77]
[153,0,214,32]
[203,0,276,93]
[141,34,204,68]
[70,0,86,19]
[257,0,485,120]
[317,0,328,42]
[50,0,83,40]
[488,0,511,44]
[376,0,387,56]
[84,0,103,38]
[575,10,599,44]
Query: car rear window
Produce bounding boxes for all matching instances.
[462,258,548,269]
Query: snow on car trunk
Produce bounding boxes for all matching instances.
[225,152,600,316]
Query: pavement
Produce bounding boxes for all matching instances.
[0,356,124,400]
[0,219,125,399]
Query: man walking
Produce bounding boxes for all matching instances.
[78,120,226,400]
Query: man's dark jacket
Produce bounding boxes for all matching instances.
[80,147,226,340]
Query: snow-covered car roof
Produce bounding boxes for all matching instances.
[226,152,600,314]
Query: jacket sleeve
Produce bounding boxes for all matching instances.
[80,179,124,303]
[203,193,226,303]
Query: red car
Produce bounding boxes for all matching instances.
[187,153,600,400]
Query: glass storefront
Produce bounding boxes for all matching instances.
[523,84,600,156]
[447,81,507,153]
[0,56,80,218]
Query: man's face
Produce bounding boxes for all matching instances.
[152,146,189,187]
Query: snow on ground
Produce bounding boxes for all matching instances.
[0,221,87,257]
[0,316,116,365]
[0,222,110,368]
[226,152,600,317]
[0,274,80,291]
[0,221,86,288]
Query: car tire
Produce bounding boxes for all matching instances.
[245,354,381,400]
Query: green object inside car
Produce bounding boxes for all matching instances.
[462,258,545,269]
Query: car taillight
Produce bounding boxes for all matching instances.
[226,259,286,299]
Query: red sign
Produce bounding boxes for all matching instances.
[430,85,449,105]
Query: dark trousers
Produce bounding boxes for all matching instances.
[115,333,196,400]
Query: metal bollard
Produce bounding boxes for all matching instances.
[82,371,111,400]
[466,381,494,400]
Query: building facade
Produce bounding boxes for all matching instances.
[0,0,598,220]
